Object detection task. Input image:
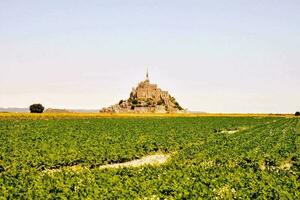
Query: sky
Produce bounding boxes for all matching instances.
[0,0,299,113]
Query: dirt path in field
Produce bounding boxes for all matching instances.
[220,126,250,134]
[99,154,170,169]
[221,130,239,134]
[43,153,170,174]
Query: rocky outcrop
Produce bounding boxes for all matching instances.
[100,74,184,113]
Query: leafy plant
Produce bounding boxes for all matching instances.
[0,116,298,198]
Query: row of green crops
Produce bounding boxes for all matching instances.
[0,117,299,199]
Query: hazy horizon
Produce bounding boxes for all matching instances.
[1,0,299,113]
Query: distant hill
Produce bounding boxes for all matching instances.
[0,108,29,113]
[69,109,99,113]
[44,108,72,113]
[0,108,99,113]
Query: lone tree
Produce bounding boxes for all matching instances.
[295,111,300,116]
[29,104,44,113]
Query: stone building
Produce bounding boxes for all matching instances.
[100,71,184,113]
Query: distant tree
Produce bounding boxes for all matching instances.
[29,104,44,113]
[295,111,300,116]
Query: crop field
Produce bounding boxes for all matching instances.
[0,115,299,199]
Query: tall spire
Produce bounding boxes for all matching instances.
[146,68,149,81]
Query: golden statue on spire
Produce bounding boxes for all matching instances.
[146,68,149,81]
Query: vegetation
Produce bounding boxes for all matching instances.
[174,101,183,110]
[29,103,44,113]
[170,96,183,110]
[295,111,300,116]
[131,99,138,105]
[0,115,299,198]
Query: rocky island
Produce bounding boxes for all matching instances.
[100,71,184,113]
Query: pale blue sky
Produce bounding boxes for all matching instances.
[0,0,299,113]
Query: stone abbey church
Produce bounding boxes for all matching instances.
[100,71,184,113]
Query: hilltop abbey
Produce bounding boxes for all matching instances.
[100,71,184,113]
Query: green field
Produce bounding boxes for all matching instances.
[0,117,299,199]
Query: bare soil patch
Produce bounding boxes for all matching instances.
[221,130,239,134]
[43,153,170,174]
[99,154,170,169]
